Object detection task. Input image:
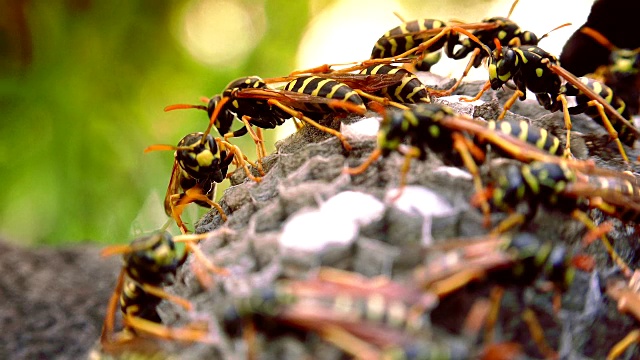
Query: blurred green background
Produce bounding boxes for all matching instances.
[0,0,590,246]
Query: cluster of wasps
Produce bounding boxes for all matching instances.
[97,1,640,359]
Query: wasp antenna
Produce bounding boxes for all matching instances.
[144,144,177,153]
[538,22,572,43]
[164,104,207,112]
[201,96,230,144]
[579,26,617,51]
[100,244,135,257]
[392,11,406,23]
[452,26,492,57]
[494,38,502,54]
[507,0,519,19]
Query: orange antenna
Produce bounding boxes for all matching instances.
[164,103,207,112]
[580,26,616,51]
[538,22,572,43]
[143,144,196,153]
[201,96,229,145]
[507,0,519,19]
[392,11,406,23]
[494,38,502,54]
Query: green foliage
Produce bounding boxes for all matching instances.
[0,0,310,245]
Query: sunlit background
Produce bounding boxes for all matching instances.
[0,0,593,246]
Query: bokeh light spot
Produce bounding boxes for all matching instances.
[177,0,266,67]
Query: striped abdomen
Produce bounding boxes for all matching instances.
[487,119,563,156]
[563,77,636,145]
[371,19,448,59]
[360,64,430,103]
[283,76,365,114]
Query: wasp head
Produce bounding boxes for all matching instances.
[378,109,407,157]
[489,45,518,90]
[176,133,225,182]
[124,231,181,283]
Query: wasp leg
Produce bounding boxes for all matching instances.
[344,148,382,176]
[557,94,574,156]
[181,186,228,223]
[608,329,640,360]
[101,269,126,346]
[255,128,266,175]
[243,319,258,360]
[461,80,491,102]
[184,241,229,290]
[431,48,482,97]
[489,213,526,236]
[185,240,229,277]
[572,209,632,278]
[484,286,505,344]
[389,146,422,201]
[123,315,212,343]
[218,139,263,183]
[452,132,490,226]
[430,267,488,298]
[521,308,558,359]
[319,324,381,360]
[410,27,489,66]
[267,99,353,151]
[138,282,193,311]
[354,89,409,110]
[463,297,491,340]
[169,193,191,234]
[239,115,267,176]
[290,63,347,76]
[499,90,525,120]
[587,99,629,163]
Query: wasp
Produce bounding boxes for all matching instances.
[164,76,290,163]
[415,232,592,359]
[415,232,585,299]
[345,103,576,222]
[223,268,450,359]
[228,74,375,152]
[560,76,636,148]
[477,160,639,277]
[99,230,224,352]
[367,0,566,97]
[564,25,640,116]
[469,41,640,163]
[144,132,258,234]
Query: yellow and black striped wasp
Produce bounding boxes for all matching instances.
[345,103,578,222]
[415,232,595,359]
[164,76,291,164]
[468,40,640,163]
[99,230,226,354]
[571,26,640,116]
[145,132,258,234]
[366,0,567,97]
[475,159,640,278]
[226,73,411,152]
[221,267,476,359]
[164,72,409,160]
